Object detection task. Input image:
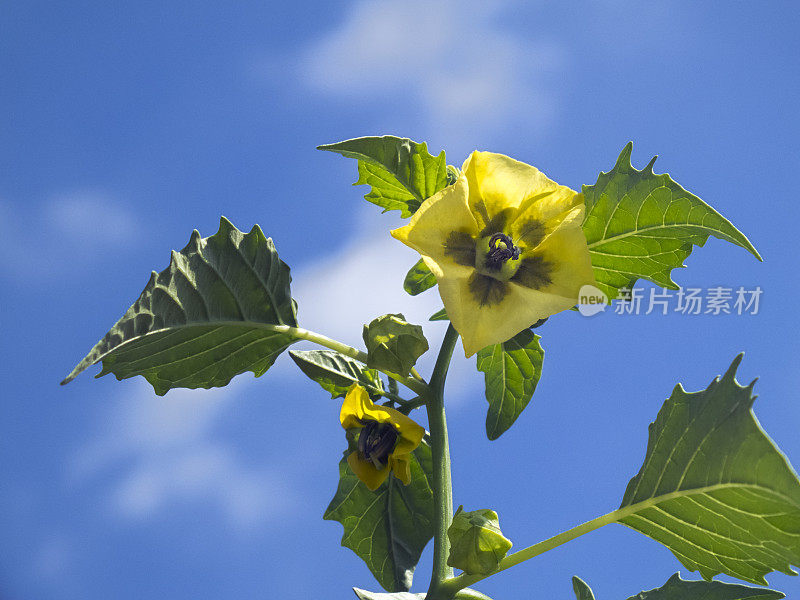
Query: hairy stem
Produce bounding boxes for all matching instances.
[425,324,460,599]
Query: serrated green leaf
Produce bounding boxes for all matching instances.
[572,576,597,600]
[476,329,544,440]
[318,136,448,218]
[288,349,385,399]
[617,355,800,585]
[403,259,437,296]
[325,442,435,592]
[430,308,448,321]
[582,143,761,300]
[624,573,784,600]
[572,573,783,600]
[61,217,299,395]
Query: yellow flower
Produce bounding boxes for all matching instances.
[392,151,595,357]
[340,384,425,491]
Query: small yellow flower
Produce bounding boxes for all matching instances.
[340,384,425,491]
[392,151,595,357]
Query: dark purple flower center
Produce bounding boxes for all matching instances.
[485,233,521,267]
[358,420,398,467]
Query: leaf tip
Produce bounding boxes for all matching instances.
[724,352,746,383]
[218,215,237,234]
[749,243,764,262]
[571,575,595,600]
[615,142,635,171]
[645,155,658,174]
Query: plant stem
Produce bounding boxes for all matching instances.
[397,396,428,414]
[437,483,738,595]
[425,323,460,599]
[439,512,615,595]
[271,324,430,397]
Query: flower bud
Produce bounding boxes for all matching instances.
[447,506,512,575]
[362,313,428,376]
[446,164,460,186]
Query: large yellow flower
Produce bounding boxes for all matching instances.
[392,151,595,357]
[340,384,425,491]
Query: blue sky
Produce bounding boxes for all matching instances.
[2,1,799,599]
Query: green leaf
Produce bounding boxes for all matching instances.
[403,259,437,296]
[325,441,435,592]
[476,329,544,440]
[624,573,784,600]
[572,573,783,600]
[363,314,429,377]
[572,576,597,600]
[352,588,493,600]
[288,350,385,399]
[353,591,422,600]
[429,308,448,321]
[582,143,761,300]
[61,217,299,395]
[318,136,448,218]
[617,355,800,585]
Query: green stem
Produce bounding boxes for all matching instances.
[379,390,410,406]
[438,484,736,595]
[425,324,460,599]
[440,512,615,594]
[397,396,427,414]
[271,324,429,397]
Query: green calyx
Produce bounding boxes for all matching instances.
[362,313,429,377]
[447,506,513,576]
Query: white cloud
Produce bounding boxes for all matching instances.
[71,378,298,532]
[44,191,140,245]
[110,443,292,530]
[298,0,565,149]
[0,190,140,281]
[292,210,443,349]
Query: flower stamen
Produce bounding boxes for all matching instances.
[358,420,399,468]
[486,233,521,267]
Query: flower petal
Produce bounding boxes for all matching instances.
[347,450,391,491]
[391,174,479,279]
[340,384,425,452]
[389,454,412,486]
[461,151,569,231]
[508,192,585,252]
[434,273,521,357]
[392,419,425,456]
[439,267,586,357]
[340,383,372,429]
[522,207,595,299]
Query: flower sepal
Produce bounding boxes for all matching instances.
[447,505,513,575]
[362,313,429,377]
